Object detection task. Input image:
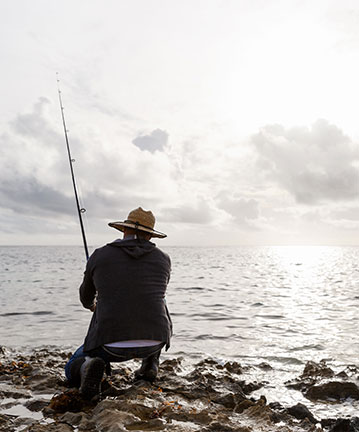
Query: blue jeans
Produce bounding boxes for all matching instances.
[65,343,165,381]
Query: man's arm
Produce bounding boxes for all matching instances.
[79,260,97,310]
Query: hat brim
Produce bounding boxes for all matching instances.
[108,221,167,238]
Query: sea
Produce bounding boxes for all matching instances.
[1,245,359,418]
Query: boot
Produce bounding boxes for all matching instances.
[134,353,160,382]
[67,357,86,388]
[79,357,105,400]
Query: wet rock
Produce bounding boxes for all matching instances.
[25,423,74,432]
[212,392,245,409]
[306,381,359,401]
[94,406,140,431]
[205,422,250,432]
[328,417,359,432]
[59,411,84,425]
[165,409,213,425]
[0,413,14,431]
[222,361,243,375]
[287,403,317,424]
[301,360,335,379]
[24,398,49,412]
[0,383,31,399]
[48,389,92,413]
[159,357,183,373]
[243,398,274,422]
[126,418,166,430]
[234,398,256,413]
[239,380,263,394]
[257,362,272,370]
[268,401,284,410]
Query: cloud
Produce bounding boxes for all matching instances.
[161,197,228,225]
[331,207,359,222]
[252,119,359,204]
[0,177,74,216]
[216,194,260,224]
[132,129,169,153]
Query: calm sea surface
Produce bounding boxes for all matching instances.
[1,245,358,416]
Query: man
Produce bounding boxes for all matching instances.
[65,207,172,399]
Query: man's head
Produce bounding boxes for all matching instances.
[108,207,166,239]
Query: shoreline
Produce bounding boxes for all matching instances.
[1,347,359,431]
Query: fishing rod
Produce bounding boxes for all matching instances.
[56,73,89,261]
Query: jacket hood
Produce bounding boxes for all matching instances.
[107,239,156,259]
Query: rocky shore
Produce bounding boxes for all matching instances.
[1,347,359,432]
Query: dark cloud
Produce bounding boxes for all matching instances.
[252,119,359,204]
[132,129,169,153]
[0,177,75,216]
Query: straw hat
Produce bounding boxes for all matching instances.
[108,207,166,239]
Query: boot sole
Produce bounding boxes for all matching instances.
[80,358,105,400]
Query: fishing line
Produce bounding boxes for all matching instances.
[56,73,89,260]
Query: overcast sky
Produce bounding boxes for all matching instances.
[1,0,359,247]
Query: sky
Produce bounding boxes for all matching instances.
[1,0,359,247]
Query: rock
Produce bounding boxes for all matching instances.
[306,381,359,401]
[212,392,245,409]
[287,403,317,424]
[25,424,74,431]
[0,383,31,399]
[159,358,183,373]
[126,418,166,430]
[301,360,335,379]
[165,409,213,425]
[257,362,272,370]
[205,422,250,432]
[59,411,84,425]
[234,399,256,413]
[222,361,243,375]
[48,390,92,413]
[328,417,359,432]
[94,407,140,431]
[24,398,49,412]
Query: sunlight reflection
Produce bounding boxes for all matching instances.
[270,245,335,288]
[267,246,345,347]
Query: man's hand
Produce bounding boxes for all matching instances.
[89,302,96,312]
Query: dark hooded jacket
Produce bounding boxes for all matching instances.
[80,239,172,352]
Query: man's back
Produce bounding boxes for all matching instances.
[80,239,172,351]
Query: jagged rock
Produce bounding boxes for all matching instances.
[222,361,243,375]
[306,381,359,401]
[301,360,335,379]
